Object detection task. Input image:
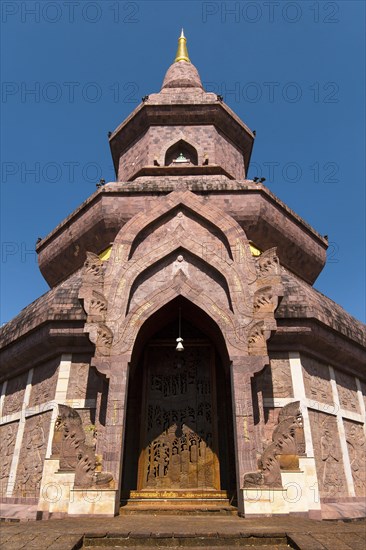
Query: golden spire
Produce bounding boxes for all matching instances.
[174,29,190,63]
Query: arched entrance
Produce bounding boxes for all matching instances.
[121,298,236,507]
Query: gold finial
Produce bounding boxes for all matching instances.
[174,28,190,63]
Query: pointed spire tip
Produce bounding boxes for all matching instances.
[175,29,190,63]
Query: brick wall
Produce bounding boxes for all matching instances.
[118,125,245,181]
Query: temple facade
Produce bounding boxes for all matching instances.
[1,32,365,521]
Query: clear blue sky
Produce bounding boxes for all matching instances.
[1,1,365,324]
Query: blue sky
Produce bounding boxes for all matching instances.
[1,0,365,324]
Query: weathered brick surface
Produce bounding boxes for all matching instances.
[109,61,254,179]
[277,268,366,348]
[0,271,85,350]
[118,125,245,182]
[161,60,203,89]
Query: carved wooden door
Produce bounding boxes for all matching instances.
[138,343,220,491]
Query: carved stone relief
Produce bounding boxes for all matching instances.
[96,324,113,355]
[79,193,283,380]
[89,290,107,322]
[66,363,100,401]
[344,420,366,496]
[2,372,28,416]
[275,403,305,455]
[76,191,284,497]
[79,252,112,361]
[262,408,281,447]
[94,381,108,456]
[128,253,231,314]
[78,408,97,449]
[52,406,82,470]
[139,345,219,490]
[309,410,347,498]
[131,209,232,265]
[29,359,59,408]
[248,321,270,356]
[14,412,51,498]
[83,251,104,284]
[144,424,215,490]
[244,401,305,488]
[262,353,293,399]
[253,286,275,317]
[52,405,113,489]
[256,248,280,277]
[0,422,18,495]
[249,247,283,357]
[335,371,360,414]
[67,363,89,400]
[302,356,333,406]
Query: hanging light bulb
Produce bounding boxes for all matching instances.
[176,337,184,352]
[176,307,184,352]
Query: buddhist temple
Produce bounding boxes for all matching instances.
[1,31,365,521]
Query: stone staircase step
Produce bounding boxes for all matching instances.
[121,508,238,515]
[83,534,293,548]
[83,546,291,550]
[120,496,238,515]
[120,507,237,516]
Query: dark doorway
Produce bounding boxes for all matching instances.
[121,300,236,503]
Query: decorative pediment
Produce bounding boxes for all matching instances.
[79,190,284,367]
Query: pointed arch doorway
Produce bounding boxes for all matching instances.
[121,298,237,506]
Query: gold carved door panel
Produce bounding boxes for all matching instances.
[138,344,220,491]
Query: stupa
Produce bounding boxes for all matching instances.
[0,31,365,520]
